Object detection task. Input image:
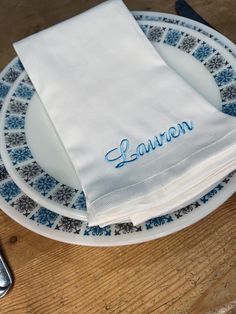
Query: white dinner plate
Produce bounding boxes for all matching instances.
[0,19,235,220]
[0,12,235,246]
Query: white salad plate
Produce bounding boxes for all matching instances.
[0,12,235,246]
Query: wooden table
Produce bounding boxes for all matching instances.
[0,1,235,313]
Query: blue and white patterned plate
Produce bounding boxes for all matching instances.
[1,19,236,221]
[134,11,236,59]
[0,13,235,245]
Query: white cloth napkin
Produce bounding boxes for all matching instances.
[13,0,236,226]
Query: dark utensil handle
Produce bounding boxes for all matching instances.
[175,0,216,30]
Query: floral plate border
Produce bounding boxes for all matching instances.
[1,19,236,221]
[133,11,236,60]
[0,13,235,245]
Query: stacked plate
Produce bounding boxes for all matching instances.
[0,12,235,246]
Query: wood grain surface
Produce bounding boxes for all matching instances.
[0,1,236,313]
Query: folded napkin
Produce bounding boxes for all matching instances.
[14,0,236,226]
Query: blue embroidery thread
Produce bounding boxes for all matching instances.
[105,121,194,168]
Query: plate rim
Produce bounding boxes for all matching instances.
[132,11,236,56]
[0,73,88,220]
[0,171,235,246]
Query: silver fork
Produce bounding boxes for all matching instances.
[0,251,13,298]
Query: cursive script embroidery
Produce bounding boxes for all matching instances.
[105,121,194,168]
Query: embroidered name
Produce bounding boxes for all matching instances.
[105,121,194,168]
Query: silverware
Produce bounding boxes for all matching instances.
[175,0,216,30]
[0,251,13,298]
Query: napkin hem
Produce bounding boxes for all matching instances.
[88,129,236,225]
[88,158,236,226]
[89,128,236,207]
